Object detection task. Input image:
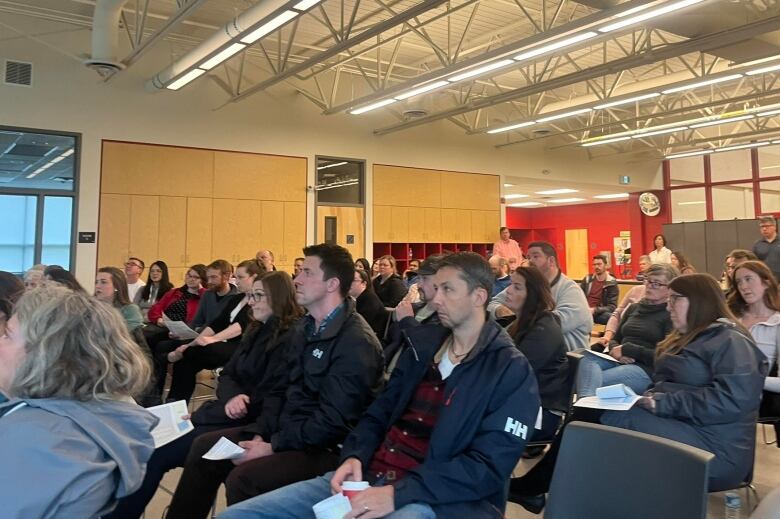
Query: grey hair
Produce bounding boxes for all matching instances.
[9,286,152,401]
[645,263,679,282]
[759,215,776,225]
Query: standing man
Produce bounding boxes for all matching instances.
[164,244,384,518]
[580,254,618,325]
[489,255,511,296]
[219,252,540,519]
[753,216,780,281]
[489,241,591,351]
[125,257,146,301]
[493,227,523,269]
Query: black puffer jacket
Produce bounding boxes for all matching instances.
[269,298,385,453]
[610,299,673,375]
[372,274,408,308]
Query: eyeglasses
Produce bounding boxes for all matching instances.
[248,291,266,302]
[644,280,668,289]
[125,262,142,269]
[668,293,687,304]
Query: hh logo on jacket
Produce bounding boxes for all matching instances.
[312,348,324,359]
[504,417,528,439]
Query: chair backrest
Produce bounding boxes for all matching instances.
[545,422,714,519]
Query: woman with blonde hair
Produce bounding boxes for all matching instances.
[371,255,407,307]
[0,286,157,517]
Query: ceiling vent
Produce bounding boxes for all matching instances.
[4,60,32,86]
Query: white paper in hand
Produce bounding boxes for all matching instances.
[163,316,199,340]
[147,400,194,448]
[202,437,246,460]
[583,349,620,363]
[574,383,641,411]
[312,493,352,519]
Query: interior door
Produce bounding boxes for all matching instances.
[565,228,590,281]
[316,206,365,261]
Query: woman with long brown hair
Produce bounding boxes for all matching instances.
[670,250,695,275]
[107,271,303,518]
[94,266,144,332]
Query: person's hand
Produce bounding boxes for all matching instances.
[233,435,273,465]
[590,307,596,315]
[395,300,414,321]
[596,336,610,346]
[330,458,363,494]
[609,345,622,360]
[225,394,250,420]
[636,396,656,413]
[157,318,166,327]
[192,335,216,346]
[343,486,395,519]
[494,305,514,318]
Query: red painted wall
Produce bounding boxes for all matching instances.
[506,195,670,277]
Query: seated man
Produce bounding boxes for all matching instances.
[403,259,420,288]
[163,244,384,519]
[220,252,541,519]
[489,255,511,296]
[580,254,618,325]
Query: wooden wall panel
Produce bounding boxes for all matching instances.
[316,206,365,261]
[158,197,187,267]
[213,152,306,201]
[441,171,499,210]
[373,165,441,207]
[97,194,131,268]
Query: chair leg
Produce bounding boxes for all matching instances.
[745,483,760,512]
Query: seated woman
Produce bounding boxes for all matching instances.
[0,271,24,305]
[134,260,173,322]
[671,250,696,275]
[144,264,207,341]
[371,255,407,307]
[511,274,768,512]
[0,286,157,517]
[349,268,388,339]
[728,260,780,443]
[42,266,87,292]
[577,263,677,398]
[164,259,265,402]
[105,271,303,519]
[502,265,569,441]
[95,266,144,332]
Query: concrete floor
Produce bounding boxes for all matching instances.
[144,376,780,518]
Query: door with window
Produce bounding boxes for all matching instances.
[314,157,365,261]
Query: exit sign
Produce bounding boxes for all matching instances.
[619,175,631,185]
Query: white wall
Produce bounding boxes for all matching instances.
[0,19,663,284]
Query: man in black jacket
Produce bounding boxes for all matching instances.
[220,252,540,519]
[164,244,384,519]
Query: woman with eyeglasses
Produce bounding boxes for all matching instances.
[511,274,768,512]
[576,263,678,398]
[105,271,303,519]
[371,255,407,308]
[134,260,173,322]
[165,259,266,402]
[95,266,144,332]
[728,260,780,444]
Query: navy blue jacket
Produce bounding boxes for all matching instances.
[339,319,540,517]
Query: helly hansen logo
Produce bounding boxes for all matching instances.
[312,348,324,359]
[504,417,528,439]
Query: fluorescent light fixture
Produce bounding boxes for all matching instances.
[394,80,449,100]
[536,108,592,123]
[762,165,780,170]
[593,193,630,199]
[598,0,705,33]
[316,181,358,191]
[508,202,543,207]
[504,194,529,199]
[631,126,688,138]
[661,74,743,94]
[200,43,246,70]
[166,68,206,90]
[581,136,631,147]
[241,11,298,44]
[715,142,770,152]
[513,32,598,62]
[594,92,660,110]
[293,0,321,10]
[689,114,754,128]
[487,121,536,134]
[665,150,713,159]
[447,59,514,82]
[503,183,514,187]
[746,63,780,76]
[61,149,75,157]
[548,198,586,203]
[317,161,348,170]
[536,188,578,195]
[488,121,536,134]
[677,200,706,205]
[350,98,397,115]
[758,109,780,117]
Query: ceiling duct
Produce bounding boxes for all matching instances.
[84,0,129,76]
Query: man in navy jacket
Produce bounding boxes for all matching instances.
[220,252,540,519]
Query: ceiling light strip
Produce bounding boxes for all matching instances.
[597,0,705,33]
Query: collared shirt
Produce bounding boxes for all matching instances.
[304,301,345,339]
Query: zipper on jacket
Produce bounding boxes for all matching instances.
[402,331,420,361]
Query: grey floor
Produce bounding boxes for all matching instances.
[144,375,780,518]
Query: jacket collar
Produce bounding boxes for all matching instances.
[404,317,507,364]
[306,298,355,341]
